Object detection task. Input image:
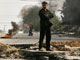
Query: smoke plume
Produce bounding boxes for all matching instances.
[62,0,80,25]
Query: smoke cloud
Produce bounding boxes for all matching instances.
[62,0,80,25]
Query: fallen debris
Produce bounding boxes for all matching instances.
[0,43,24,59]
[0,40,80,59]
[51,40,80,47]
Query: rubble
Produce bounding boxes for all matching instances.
[51,40,80,47]
[0,43,24,59]
[0,40,80,59]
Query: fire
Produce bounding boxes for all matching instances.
[5,34,12,38]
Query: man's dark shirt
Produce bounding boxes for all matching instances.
[39,8,53,27]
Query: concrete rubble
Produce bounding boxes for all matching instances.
[0,40,80,60]
[0,43,24,59]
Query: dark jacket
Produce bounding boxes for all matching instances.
[39,8,53,27]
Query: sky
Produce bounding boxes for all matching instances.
[0,0,39,32]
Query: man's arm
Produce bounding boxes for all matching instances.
[39,10,50,19]
[45,10,54,19]
[48,12,54,19]
[39,10,54,19]
[39,10,45,19]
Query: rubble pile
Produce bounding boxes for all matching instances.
[0,43,24,59]
[51,40,80,47]
[51,41,80,56]
[0,40,80,59]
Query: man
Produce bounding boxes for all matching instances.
[39,1,53,51]
[29,23,33,36]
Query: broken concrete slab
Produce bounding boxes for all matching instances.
[22,50,66,57]
[21,50,80,60]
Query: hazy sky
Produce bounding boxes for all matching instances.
[0,0,39,32]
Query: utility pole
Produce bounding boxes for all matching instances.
[4,25,6,32]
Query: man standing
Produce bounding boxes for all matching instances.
[29,23,33,36]
[39,1,53,51]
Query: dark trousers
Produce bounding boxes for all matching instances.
[39,26,51,50]
[29,29,33,36]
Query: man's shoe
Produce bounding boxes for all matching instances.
[39,48,46,51]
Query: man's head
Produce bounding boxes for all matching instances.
[42,1,48,9]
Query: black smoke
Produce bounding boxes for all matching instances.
[62,0,80,25]
[20,6,41,31]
